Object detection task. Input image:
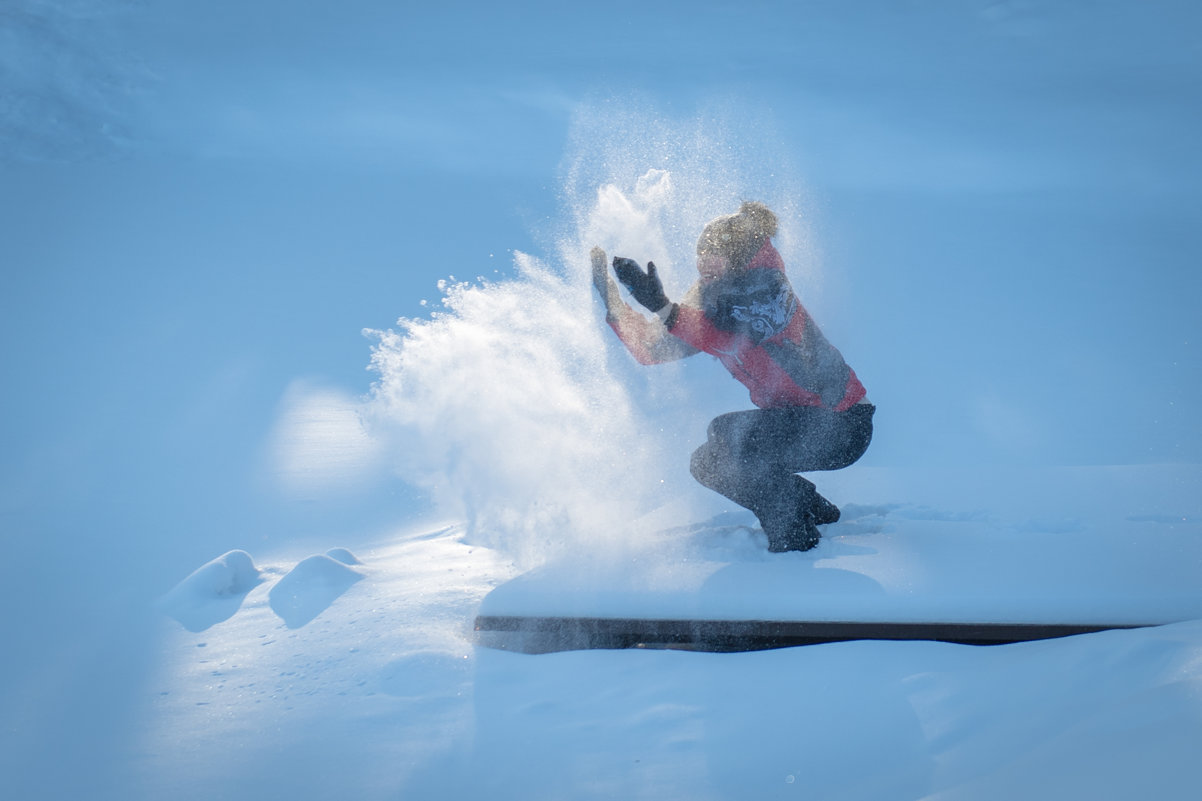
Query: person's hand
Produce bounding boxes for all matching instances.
[591,246,623,313]
[591,246,611,296]
[613,257,670,313]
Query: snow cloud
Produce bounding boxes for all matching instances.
[362,253,663,566]
[359,103,823,565]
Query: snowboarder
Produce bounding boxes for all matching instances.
[592,201,873,552]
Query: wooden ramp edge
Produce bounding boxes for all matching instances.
[473,614,1156,654]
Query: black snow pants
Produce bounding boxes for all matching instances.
[689,403,875,551]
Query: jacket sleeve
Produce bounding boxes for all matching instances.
[663,302,735,354]
[607,303,698,364]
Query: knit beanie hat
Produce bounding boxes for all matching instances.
[695,201,779,271]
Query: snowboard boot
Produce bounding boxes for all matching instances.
[811,491,841,526]
[797,476,840,526]
[761,478,839,551]
[763,508,821,552]
[761,476,822,551]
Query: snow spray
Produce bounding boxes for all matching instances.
[364,101,817,566]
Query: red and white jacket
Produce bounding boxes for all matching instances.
[608,240,866,412]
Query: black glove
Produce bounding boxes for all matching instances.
[612,257,670,313]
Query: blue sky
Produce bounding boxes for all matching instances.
[2,0,1201,593]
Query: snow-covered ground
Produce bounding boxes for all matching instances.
[141,463,1202,800]
[479,464,1202,628]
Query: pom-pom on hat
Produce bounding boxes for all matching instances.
[696,201,779,271]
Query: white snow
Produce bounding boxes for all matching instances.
[155,549,264,633]
[480,465,1202,627]
[267,552,365,629]
[139,485,1202,800]
[3,3,1201,800]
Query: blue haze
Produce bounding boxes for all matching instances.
[1,1,1200,797]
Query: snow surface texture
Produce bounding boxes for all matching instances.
[479,465,1202,627]
[142,500,1202,801]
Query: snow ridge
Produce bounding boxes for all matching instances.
[159,548,365,632]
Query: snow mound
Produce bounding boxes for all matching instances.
[157,550,263,632]
[325,547,363,565]
[268,553,365,629]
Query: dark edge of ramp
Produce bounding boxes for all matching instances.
[473,615,1155,654]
